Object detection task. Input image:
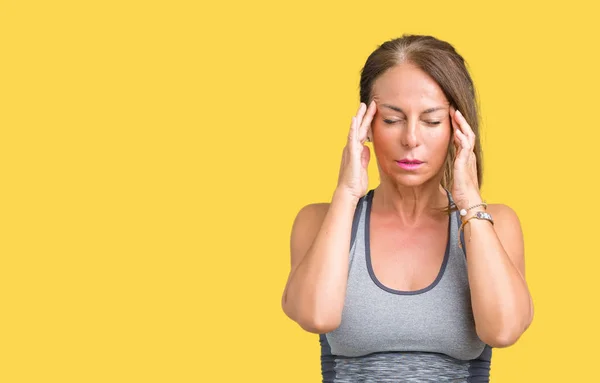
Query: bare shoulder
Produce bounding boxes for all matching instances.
[487,203,519,220]
[487,203,526,275]
[289,202,331,269]
[487,203,523,237]
[293,202,331,227]
[282,202,332,314]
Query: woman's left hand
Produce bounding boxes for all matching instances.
[450,107,482,210]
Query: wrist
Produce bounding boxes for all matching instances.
[462,207,487,222]
[455,193,484,211]
[456,194,486,222]
[332,188,361,207]
[457,210,494,248]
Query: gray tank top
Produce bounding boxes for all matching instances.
[319,188,492,382]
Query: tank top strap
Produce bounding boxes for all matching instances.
[350,190,371,251]
[442,186,455,206]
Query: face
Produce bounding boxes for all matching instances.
[370,62,452,187]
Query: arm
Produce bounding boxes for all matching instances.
[463,202,534,347]
[281,189,359,334]
[448,107,533,347]
[282,101,375,333]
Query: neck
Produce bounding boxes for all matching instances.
[373,178,448,226]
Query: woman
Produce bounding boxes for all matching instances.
[281,35,534,382]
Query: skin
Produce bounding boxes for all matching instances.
[282,61,534,348]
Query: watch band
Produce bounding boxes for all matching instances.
[477,211,493,223]
[458,211,494,249]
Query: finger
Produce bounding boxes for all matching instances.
[451,109,471,152]
[361,144,370,169]
[454,109,471,134]
[452,124,461,148]
[449,106,459,134]
[347,116,357,147]
[453,127,462,154]
[455,126,470,148]
[450,107,463,155]
[453,110,477,160]
[355,102,367,124]
[454,109,476,147]
[451,109,461,147]
[454,127,471,164]
[359,100,377,143]
[350,103,366,146]
[451,107,461,131]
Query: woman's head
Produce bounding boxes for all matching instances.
[359,34,483,191]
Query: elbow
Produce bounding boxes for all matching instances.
[477,320,531,348]
[476,301,534,348]
[301,315,341,334]
[282,300,341,334]
[295,308,341,334]
[478,330,521,348]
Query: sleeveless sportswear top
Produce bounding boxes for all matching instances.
[319,188,492,382]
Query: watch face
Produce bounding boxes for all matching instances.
[476,211,493,222]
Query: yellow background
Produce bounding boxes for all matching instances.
[1,0,599,381]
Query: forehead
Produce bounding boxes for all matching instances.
[372,63,448,107]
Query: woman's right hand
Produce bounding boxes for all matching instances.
[336,100,377,201]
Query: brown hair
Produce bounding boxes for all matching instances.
[359,34,483,210]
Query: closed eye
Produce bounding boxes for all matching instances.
[383,119,402,124]
[384,119,441,126]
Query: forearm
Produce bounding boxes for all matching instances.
[284,189,358,331]
[464,219,533,347]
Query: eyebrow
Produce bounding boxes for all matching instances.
[381,104,447,114]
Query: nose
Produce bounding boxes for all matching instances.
[401,118,419,148]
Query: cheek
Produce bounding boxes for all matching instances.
[423,129,452,162]
[371,122,391,147]
[424,127,451,147]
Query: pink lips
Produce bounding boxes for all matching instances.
[396,159,424,170]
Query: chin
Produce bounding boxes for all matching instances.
[392,174,431,187]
